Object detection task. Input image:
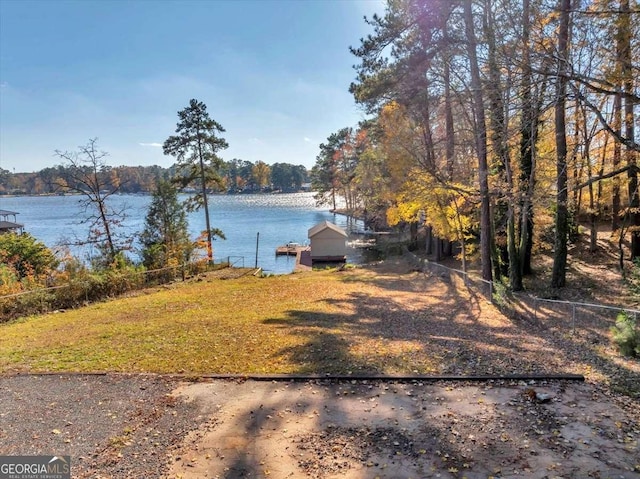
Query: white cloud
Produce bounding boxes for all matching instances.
[139,142,162,147]
[304,137,312,143]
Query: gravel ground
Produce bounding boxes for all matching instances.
[0,374,207,478]
[1,375,639,478]
[168,378,640,479]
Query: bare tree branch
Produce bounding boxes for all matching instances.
[573,164,640,191]
[572,86,640,153]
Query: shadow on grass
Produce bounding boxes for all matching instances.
[211,256,640,477]
[263,260,640,397]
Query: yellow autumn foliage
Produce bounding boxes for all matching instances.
[378,100,477,254]
[387,169,476,245]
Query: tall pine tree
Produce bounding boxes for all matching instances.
[163,99,228,262]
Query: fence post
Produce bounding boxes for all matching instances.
[534,297,538,320]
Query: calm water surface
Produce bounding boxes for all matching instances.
[0,193,363,274]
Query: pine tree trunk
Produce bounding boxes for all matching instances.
[485,0,519,289]
[519,0,537,276]
[620,0,640,258]
[551,0,571,289]
[444,60,455,180]
[425,225,433,255]
[197,139,213,263]
[612,95,622,231]
[464,0,493,282]
[593,140,608,252]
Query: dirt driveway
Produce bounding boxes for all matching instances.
[168,378,639,479]
[2,374,637,479]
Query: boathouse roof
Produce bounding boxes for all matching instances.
[308,220,348,239]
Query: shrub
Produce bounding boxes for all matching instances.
[0,263,21,296]
[0,232,58,281]
[0,255,219,321]
[610,311,640,358]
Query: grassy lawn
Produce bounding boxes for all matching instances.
[3,260,638,399]
[1,266,436,375]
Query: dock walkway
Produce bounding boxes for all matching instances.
[275,244,312,272]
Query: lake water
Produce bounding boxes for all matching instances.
[0,193,364,274]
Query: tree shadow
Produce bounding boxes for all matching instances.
[207,257,640,477]
[212,380,522,479]
[187,376,639,479]
[263,259,639,397]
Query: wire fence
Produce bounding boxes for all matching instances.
[0,256,250,321]
[403,250,639,336]
[227,256,245,268]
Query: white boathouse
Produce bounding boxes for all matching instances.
[308,220,347,263]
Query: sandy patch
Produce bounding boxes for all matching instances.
[166,379,640,479]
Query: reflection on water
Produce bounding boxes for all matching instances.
[0,193,364,274]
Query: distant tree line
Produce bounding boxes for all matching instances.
[0,98,312,274]
[0,99,315,318]
[0,160,309,196]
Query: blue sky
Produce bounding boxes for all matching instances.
[0,0,383,173]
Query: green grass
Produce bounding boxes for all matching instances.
[3,263,639,401]
[1,268,427,375]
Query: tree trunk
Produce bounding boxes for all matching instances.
[484,0,520,290]
[593,135,608,251]
[464,0,492,282]
[97,197,116,261]
[197,137,213,263]
[551,0,571,289]
[582,104,598,253]
[453,197,467,272]
[518,0,537,277]
[571,105,583,241]
[444,60,455,180]
[443,239,452,257]
[589,194,598,253]
[612,93,622,231]
[410,222,418,250]
[620,0,640,258]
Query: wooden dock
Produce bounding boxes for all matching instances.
[275,244,312,272]
[275,244,301,256]
[296,248,312,271]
